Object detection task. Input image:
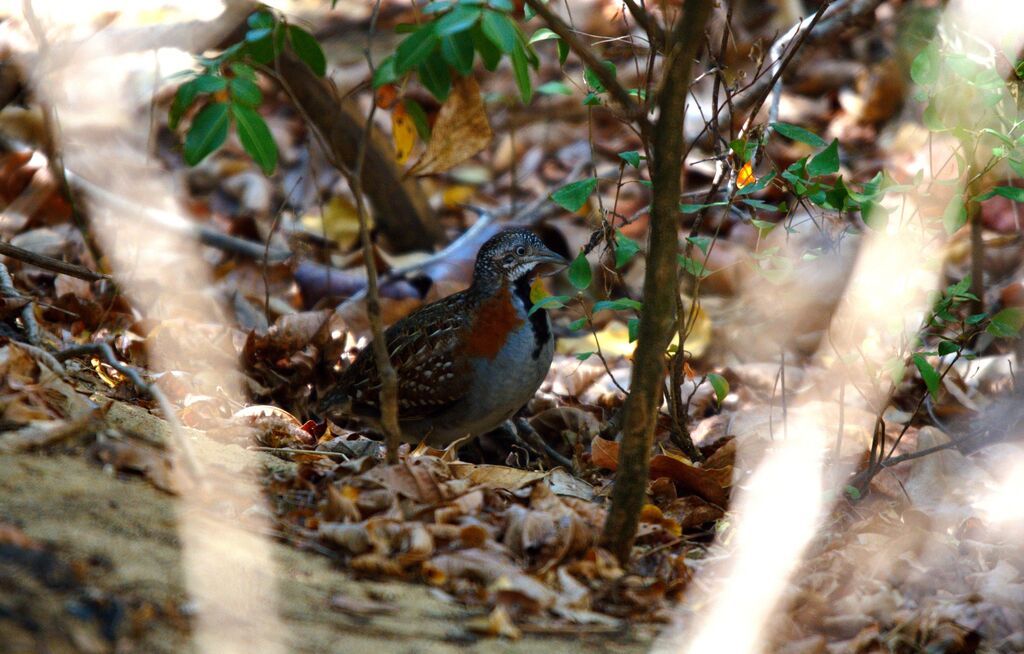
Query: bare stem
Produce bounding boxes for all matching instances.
[351,1,401,464]
[601,0,714,562]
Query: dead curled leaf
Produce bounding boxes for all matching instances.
[407,76,492,177]
[88,439,180,494]
[590,436,730,505]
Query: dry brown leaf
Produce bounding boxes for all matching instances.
[591,436,619,470]
[407,76,492,177]
[649,454,730,505]
[88,439,180,494]
[448,462,546,489]
[329,593,399,616]
[465,606,521,640]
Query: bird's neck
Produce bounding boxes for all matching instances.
[512,273,551,359]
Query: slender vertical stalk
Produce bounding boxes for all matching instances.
[601,0,714,561]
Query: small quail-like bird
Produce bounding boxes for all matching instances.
[319,228,567,447]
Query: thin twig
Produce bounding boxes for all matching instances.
[523,0,647,123]
[351,0,401,464]
[0,133,292,263]
[0,261,40,344]
[55,342,202,479]
[249,446,350,460]
[0,240,109,281]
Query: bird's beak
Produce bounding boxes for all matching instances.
[529,245,569,272]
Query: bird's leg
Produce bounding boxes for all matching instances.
[510,418,574,470]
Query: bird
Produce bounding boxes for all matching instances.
[319,227,568,448]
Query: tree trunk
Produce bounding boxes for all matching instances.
[276,52,442,253]
[601,0,714,562]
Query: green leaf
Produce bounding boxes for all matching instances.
[472,23,501,70]
[568,249,592,290]
[922,102,944,131]
[977,186,1024,202]
[678,255,708,278]
[737,170,777,196]
[729,138,755,163]
[557,39,569,65]
[987,307,1024,338]
[575,351,594,361]
[772,122,827,147]
[614,230,640,268]
[395,25,439,74]
[911,45,939,86]
[583,60,616,92]
[183,102,230,166]
[230,63,256,80]
[288,25,326,76]
[742,198,782,212]
[511,41,532,103]
[568,317,587,331]
[423,1,452,14]
[229,77,262,107]
[529,27,559,44]
[618,150,641,168]
[372,56,398,88]
[938,340,959,356]
[680,201,728,214]
[403,98,431,141]
[627,318,639,342]
[247,10,274,29]
[751,218,776,233]
[170,75,225,129]
[244,27,286,64]
[942,193,967,234]
[528,294,570,316]
[436,5,481,36]
[687,236,711,255]
[844,485,862,501]
[441,31,475,75]
[550,177,597,212]
[481,9,517,53]
[418,56,452,101]
[707,373,729,404]
[232,104,278,174]
[593,298,643,313]
[807,139,840,177]
[947,276,972,298]
[912,353,941,399]
[537,80,572,95]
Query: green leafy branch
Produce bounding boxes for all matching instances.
[373,0,541,103]
[169,8,327,174]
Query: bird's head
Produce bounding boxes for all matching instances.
[472,228,567,288]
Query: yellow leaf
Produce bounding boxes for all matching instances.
[301,196,372,249]
[671,300,712,359]
[737,161,756,189]
[391,104,417,165]
[407,76,492,176]
[558,322,634,358]
[529,277,549,304]
[442,184,476,207]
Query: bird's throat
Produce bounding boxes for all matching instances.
[513,274,550,360]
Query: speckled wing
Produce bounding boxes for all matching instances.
[334,293,475,421]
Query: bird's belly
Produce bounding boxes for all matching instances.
[418,323,551,444]
[470,324,552,412]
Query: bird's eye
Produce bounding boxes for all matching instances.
[515,246,527,256]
